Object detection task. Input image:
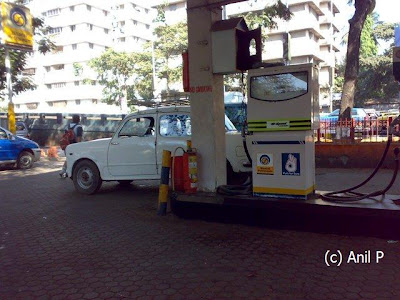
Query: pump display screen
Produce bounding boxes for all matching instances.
[250,71,308,101]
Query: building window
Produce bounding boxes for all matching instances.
[120,21,125,27]
[70,25,75,32]
[104,28,109,34]
[74,81,80,86]
[88,24,93,30]
[92,99,98,104]
[44,8,61,17]
[45,66,50,72]
[87,5,91,11]
[119,37,125,43]
[119,4,124,9]
[46,84,52,89]
[146,24,150,29]
[52,82,66,88]
[53,64,64,70]
[70,6,74,12]
[72,44,77,50]
[145,8,149,14]
[89,43,94,49]
[133,20,137,25]
[91,80,96,86]
[170,4,177,11]
[48,27,62,35]
[75,100,81,105]
[22,68,35,75]
[48,102,53,107]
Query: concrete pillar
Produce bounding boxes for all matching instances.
[187,1,226,192]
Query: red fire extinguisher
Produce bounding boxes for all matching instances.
[173,141,198,194]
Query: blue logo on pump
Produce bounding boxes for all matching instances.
[259,154,270,165]
[282,153,300,176]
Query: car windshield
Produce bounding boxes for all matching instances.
[225,115,237,132]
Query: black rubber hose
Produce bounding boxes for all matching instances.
[321,139,399,202]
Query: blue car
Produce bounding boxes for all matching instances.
[0,126,41,169]
[320,108,369,122]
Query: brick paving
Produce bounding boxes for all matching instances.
[1,159,400,299]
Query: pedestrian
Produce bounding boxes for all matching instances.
[59,114,83,178]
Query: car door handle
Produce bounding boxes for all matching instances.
[111,142,119,145]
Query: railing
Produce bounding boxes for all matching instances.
[316,118,400,143]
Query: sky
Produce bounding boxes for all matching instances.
[334,0,399,58]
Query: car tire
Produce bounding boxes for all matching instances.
[73,160,102,195]
[17,151,34,169]
[118,180,132,186]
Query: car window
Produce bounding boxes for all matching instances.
[0,129,8,139]
[16,122,26,131]
[160,114,191,137]
[330,109,339,116]
[225,115,237,131]
[119,117,153,137]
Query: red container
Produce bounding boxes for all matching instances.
[173,156,184,191]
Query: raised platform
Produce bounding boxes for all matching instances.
[173,191,400,238]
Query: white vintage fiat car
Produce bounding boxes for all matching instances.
[65,105,251,194]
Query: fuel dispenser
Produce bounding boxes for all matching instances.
[246,63,319,199]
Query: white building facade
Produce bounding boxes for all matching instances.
[13,0,155,114]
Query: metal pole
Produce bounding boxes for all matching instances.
[5,47,15,134]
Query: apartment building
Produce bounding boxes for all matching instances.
[13,0,154,114]
[155,0,342,112]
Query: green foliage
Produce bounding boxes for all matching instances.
[355,21,398,104]
[243,0,291,31]
[88,48,154,108]
[359,14,378,58]
[153,22,188,93]
[73,63,83,76]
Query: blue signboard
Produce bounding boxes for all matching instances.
[282,153,300,176]
[395,25,400,47]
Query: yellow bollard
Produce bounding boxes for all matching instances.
[8,102,15,134]
[158,150,171,216]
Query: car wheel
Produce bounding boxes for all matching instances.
[73,160,102,195]
[17,151,34,169]
[118,180,132,186]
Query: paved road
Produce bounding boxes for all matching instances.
[1,159,400,299]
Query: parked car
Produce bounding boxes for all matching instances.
[320,108,369,122]
[66,106,251,194]
[16,121,30,139]
[319,108,370,137]
[225,102,247,131]
[0,126,41,169]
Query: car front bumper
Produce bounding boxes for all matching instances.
[32,149,41,162]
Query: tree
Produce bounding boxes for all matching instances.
[153,21,188,95]
[339,0,375,120]
[88,48,154,109]
[0,2,55,100]
[355,22,398,104]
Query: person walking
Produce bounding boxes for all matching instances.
[59,114,83,178]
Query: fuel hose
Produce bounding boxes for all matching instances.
[321,116,400,203]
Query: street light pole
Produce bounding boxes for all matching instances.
[5,47,15,134]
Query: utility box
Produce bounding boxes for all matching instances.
[211,17,261,74]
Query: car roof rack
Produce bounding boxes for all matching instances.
[148,99,190,108]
